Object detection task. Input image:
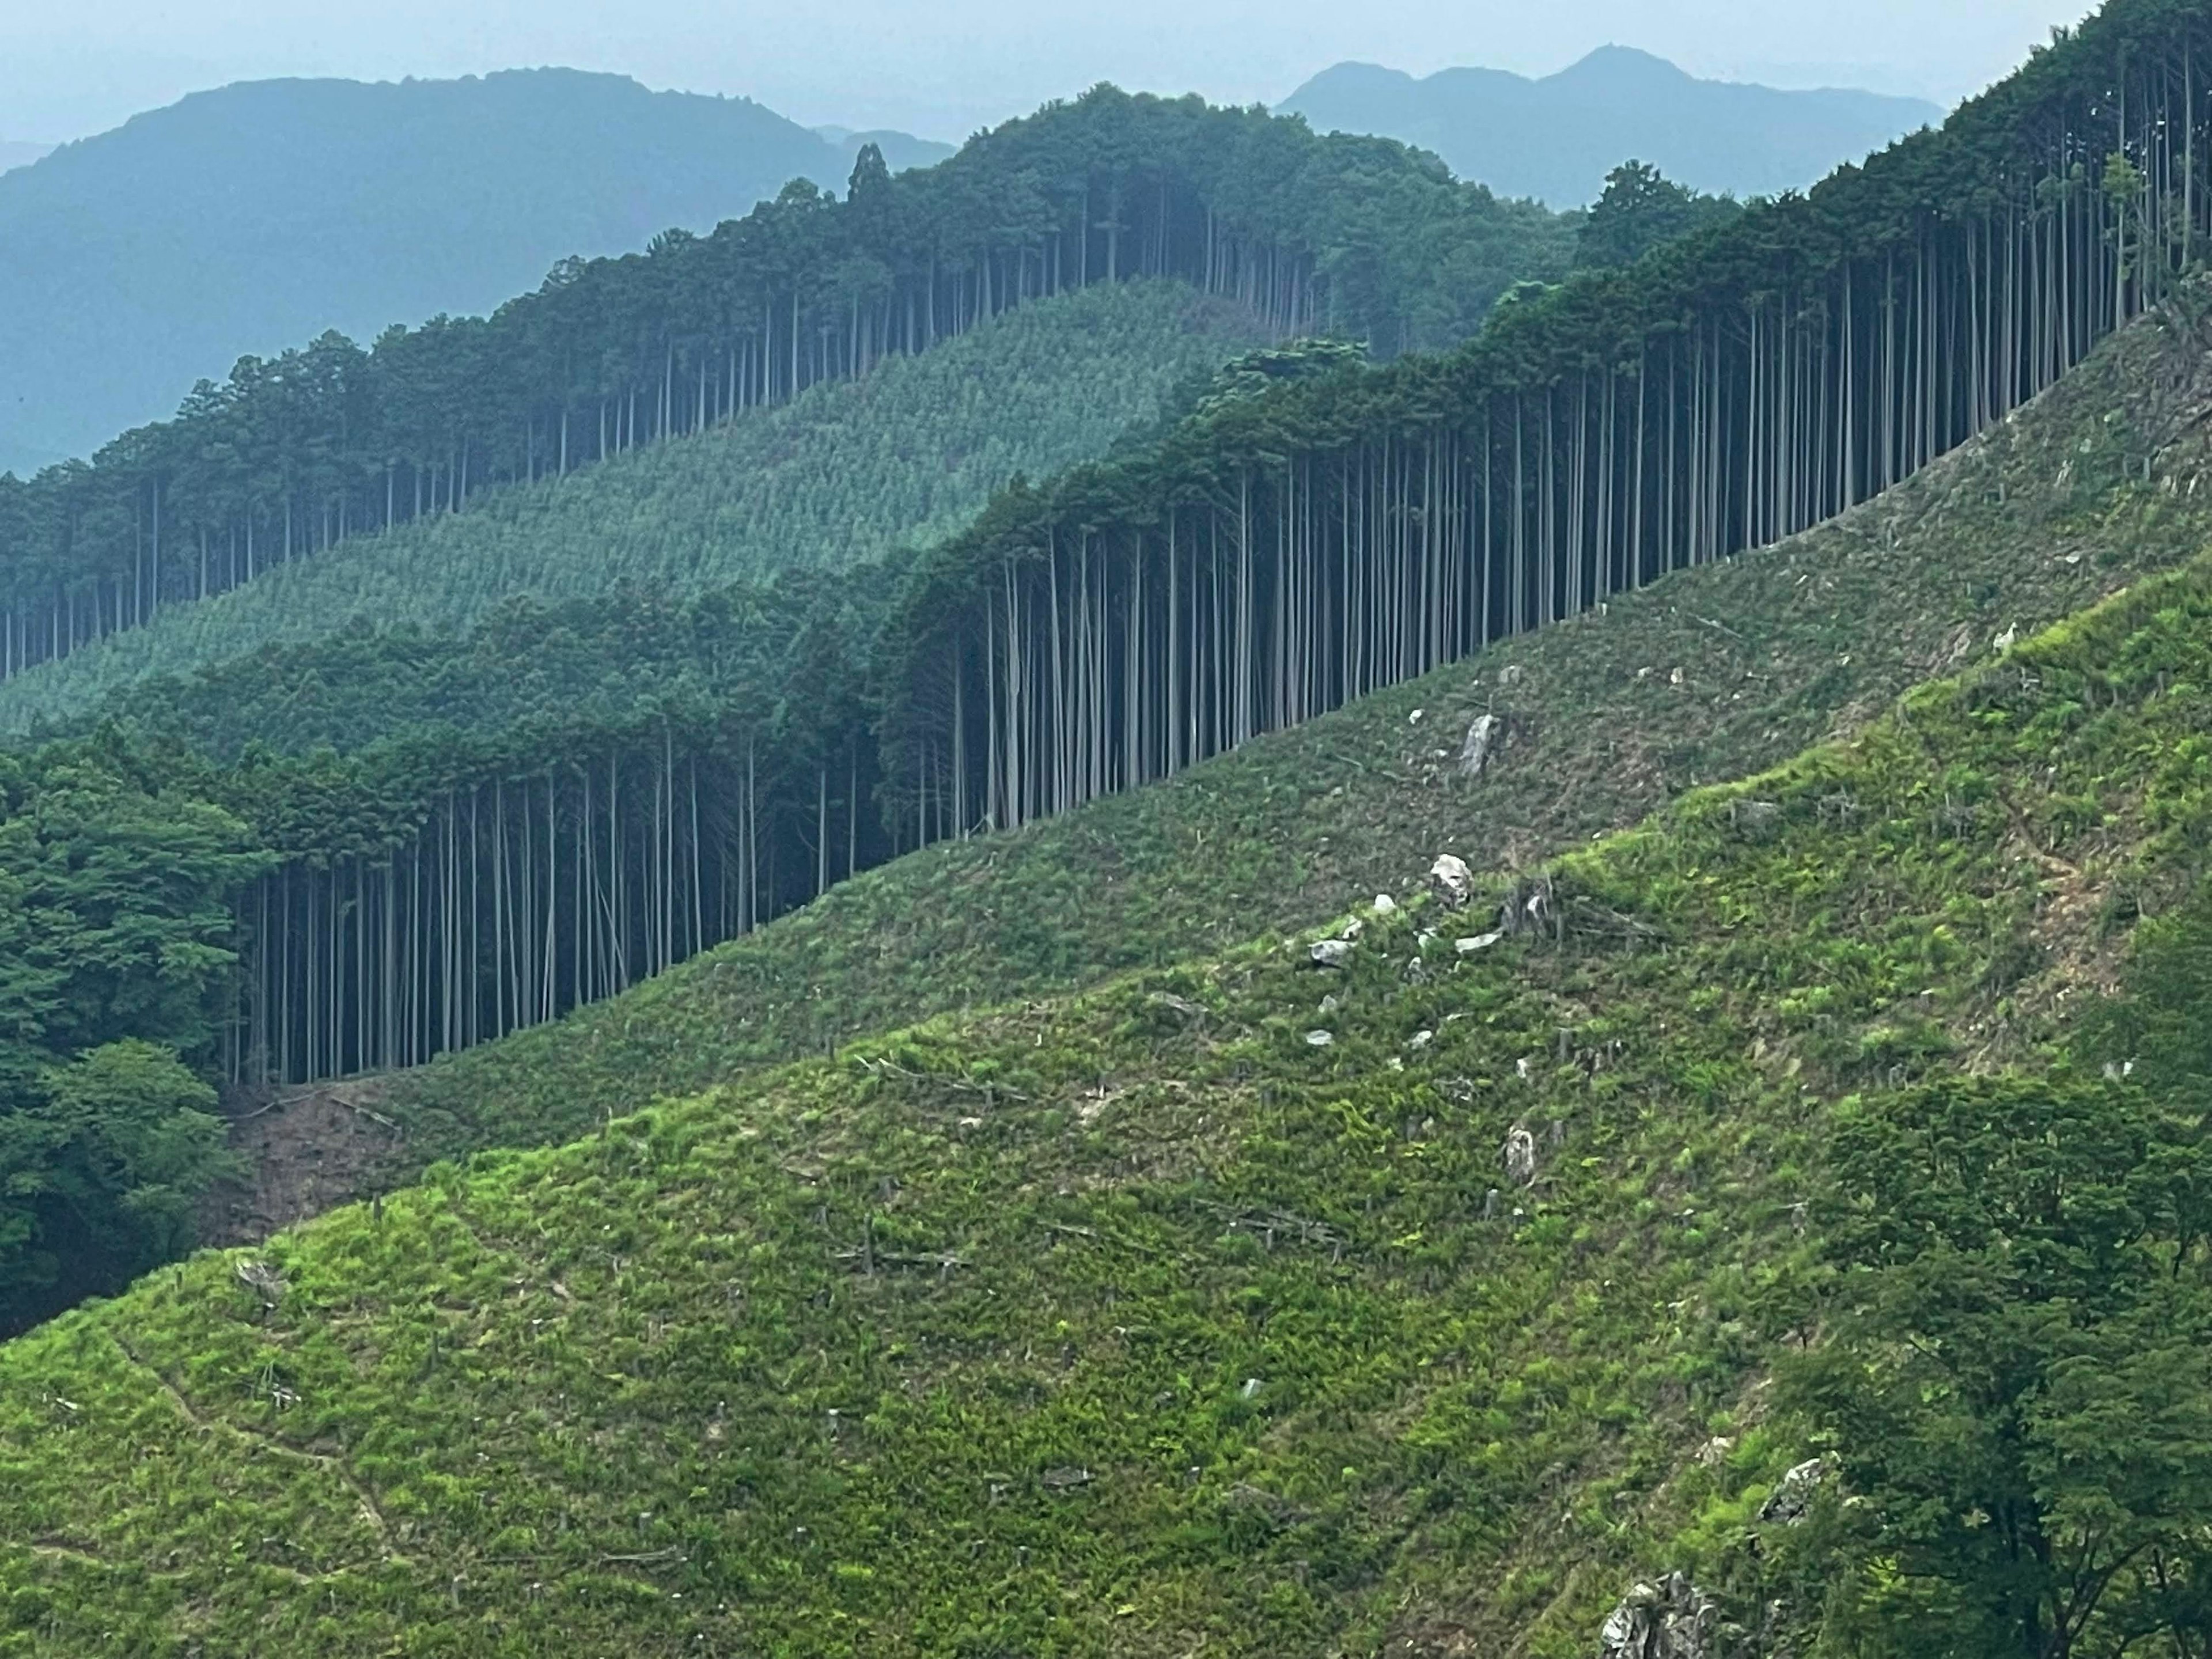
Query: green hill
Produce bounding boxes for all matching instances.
[2,9,2211,1647]
[0,85,1575,696]
[343,281,2212,1194]
[0,530,2203,1654]
[0,282,1266,738]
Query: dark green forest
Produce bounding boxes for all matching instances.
[0,281,1266,730]
[0,741,267,1331]
[0,90,1572,684]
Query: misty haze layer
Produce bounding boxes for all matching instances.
[1280,46,1941,204]
[0,69,948,475]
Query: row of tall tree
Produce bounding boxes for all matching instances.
[0,89,1574,681]
[874,0,2210,836]
[27,0,2212,1094]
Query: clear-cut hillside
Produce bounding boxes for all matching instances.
[2,526,2205,1654]
[332,286,2212,1203]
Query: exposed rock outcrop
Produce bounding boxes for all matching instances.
[1758,1456,1830,1524]
[1599,1572,1721,1659]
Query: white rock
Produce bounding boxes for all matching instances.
[1309,939,1353,969]
[1373,893,1397,915]
[1758,1457,1830,1524]
[1305,1031,1335,1048]
[1460,713,1503,780]
[1409,708,1426,725]
[1429,854,1474,908]
[1456,932,1503,956]
[1410,1030,1434,1050]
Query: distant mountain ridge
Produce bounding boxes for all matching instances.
[0,141,51,174]
[1279,46,1941,206]
[813,124,955,173]
[0,69,944,475]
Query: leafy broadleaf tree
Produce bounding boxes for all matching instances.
[0,744,268,1331]
[37,1040,241,1297]
[1785,1075,2212,1658]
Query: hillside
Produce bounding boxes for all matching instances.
[0,141,48,175]
[0,0,2179,1138]
[0,70,945,475]
[1279,47,1940,206]
[288,283,2212,1217]
[0,85,1574,698]
[0,282,1267,738]
[1,528,2205,1653]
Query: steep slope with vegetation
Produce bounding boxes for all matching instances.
[0,0,2169,1112]
[0,282,1267,734]
[309,275,2212,1182]
[0,538,2205,1655]
[0,0,2198,1334]
[0,69,948,476]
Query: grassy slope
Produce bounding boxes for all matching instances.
[369,285,2212,1177]
[0,281,1264,736]
[1,541,2205,1656]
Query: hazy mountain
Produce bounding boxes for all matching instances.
[1279,46,1941,207]
[0,70,942,475]
[814,124,956,173]
[0,141,52,174]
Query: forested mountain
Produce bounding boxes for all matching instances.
[0,69,948,475]
[2,4,2212,1647]
[0,0,2192,1127]
[0,89,1574,688]
[345,278,2212,1199]
[0,283,1270,734]
[1279,47,1941,206]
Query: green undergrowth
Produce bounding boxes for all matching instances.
[0,281,1263,737]
[374,290,2212,1176]
[1,544,2206,1654]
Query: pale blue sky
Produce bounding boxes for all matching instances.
[3,0,2098,145]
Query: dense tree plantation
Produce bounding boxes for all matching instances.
[0,282,1267,733]
[1574,160,1744,270]
[876,0,2212,843]
[35,347,1368,1090]
[0,90,1575,684]
[0,0,2198,1113]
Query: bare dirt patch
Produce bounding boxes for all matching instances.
[203,1079,406,1245]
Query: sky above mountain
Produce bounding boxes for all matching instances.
[7,0,2096,146]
